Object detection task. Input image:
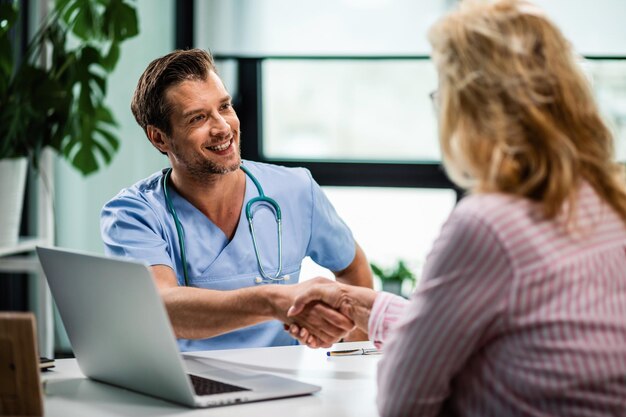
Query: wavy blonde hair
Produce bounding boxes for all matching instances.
[428,0,626,225]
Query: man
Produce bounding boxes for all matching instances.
[100,49,372,351]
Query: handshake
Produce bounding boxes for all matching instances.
[274,278,378,348]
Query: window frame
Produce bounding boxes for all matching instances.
[178,6,626,202]
[218,55,463,199]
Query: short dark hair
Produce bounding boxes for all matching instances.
[131,49,217,139]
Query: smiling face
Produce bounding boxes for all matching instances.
[152,71,241,178]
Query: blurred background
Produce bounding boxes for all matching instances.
[1,0,625,357]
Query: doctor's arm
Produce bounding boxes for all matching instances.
[150,265,353,346]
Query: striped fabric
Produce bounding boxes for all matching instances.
[369,183,626,417]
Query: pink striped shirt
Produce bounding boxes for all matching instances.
[369,184,626,417]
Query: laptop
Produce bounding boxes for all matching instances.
[36,246,320,408]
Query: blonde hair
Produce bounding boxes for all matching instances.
[429,0,626,225]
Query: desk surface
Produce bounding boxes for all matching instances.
[42,342,380,417]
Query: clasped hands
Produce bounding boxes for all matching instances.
[276,277,376,348]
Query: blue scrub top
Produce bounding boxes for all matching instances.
[101,160,355,351]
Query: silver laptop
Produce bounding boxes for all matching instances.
[37,246,320,408]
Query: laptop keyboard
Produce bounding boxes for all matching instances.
[189,374,251,396]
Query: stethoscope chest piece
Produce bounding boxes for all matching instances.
[254,275,290,284]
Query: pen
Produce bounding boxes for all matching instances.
[327,348,381,357]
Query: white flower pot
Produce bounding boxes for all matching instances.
[0,157,28,247]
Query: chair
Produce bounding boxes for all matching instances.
[0,312,43,416]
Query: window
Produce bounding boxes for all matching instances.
[262,59,439,162]
[217,56,458,192]
[300,186,457,287]
[582,58,626,161]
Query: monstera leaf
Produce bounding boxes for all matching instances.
[0,0,138,175]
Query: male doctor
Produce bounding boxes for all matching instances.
[101,49,372,351]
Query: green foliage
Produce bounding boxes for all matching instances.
[370,260,417,285]
[0,0,138,175]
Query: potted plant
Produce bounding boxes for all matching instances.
[370,260,418,297]
[0,0,138,246]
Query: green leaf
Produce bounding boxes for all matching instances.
[117,2,139,39]
[80,45,101,66]
[92,138,112,164]
[72,143,99,175]
[0,36,13,90]
[0,3,17,86]
[62,133,78,159]
[370,263,385,279]
[370,260,416,283]
[68,0,99,40]
[2,0,137,173]
[95,125,119,150]
[78,82,95,113]
[0,3,18,36]
[102,0,138,41]
[95,105,116,125]
[55,0,74,15]
[59,1,81,30]
[90,73,106,94]
[101,42,119,71]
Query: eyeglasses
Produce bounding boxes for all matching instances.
[429,90,439,111]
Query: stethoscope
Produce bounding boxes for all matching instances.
[162,164,285,286]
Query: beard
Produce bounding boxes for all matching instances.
[189,149,241,176]
[170,132,242,177]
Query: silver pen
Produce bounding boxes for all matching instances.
[326,347,381,357]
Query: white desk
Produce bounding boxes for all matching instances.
[42,342,380,417]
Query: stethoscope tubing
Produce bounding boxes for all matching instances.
[162,164,284,286]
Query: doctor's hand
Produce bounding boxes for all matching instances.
[270,279,355,348]
[286,278,377,348]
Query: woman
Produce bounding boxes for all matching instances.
[287,1,626,415]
